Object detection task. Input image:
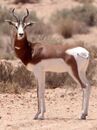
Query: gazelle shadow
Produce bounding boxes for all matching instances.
[46,117,97,122]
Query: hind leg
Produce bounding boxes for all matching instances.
[78,72,91,120]
[68,66,91,120]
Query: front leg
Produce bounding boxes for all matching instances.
[80,84,91,120]
[34,68,46,120]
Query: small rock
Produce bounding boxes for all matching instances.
[60,94,64,98]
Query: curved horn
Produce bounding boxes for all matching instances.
[22,8,29,23]
[12,8,19,22]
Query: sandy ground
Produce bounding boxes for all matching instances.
[0,86,97,130]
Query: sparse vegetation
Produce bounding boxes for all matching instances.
[56,18,88,38]
[14,0,40,4]
[71,4,97,26]
[51,4,97,38]
[74,0,94,3]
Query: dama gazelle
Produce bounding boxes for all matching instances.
[5,9,91,120]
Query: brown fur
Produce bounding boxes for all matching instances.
[64,53,86,88]
[14,34,79,64]
[14,33,85,88]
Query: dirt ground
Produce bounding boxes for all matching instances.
[0,86,97,130]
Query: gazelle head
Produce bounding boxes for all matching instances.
[5,8,35,40]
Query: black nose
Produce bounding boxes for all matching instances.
[19,33,23,37]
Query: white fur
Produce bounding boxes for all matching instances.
[17,24,24,39]
[26,63,35,72]
[15,46,21,50]
[66,47,89,59]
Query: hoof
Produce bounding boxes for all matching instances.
[34,117,44,120]
[33,113,44,120]
[80,113,87,120]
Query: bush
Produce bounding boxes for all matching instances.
[71,4,97,26]
[0,6,12,23]
[0,60,36,90]
[51,4,97,38]
[14,0,40,4]
[52,17,88,38]
[74,0,94,3]
[57,4,97,27]
[28,21,52,35]
[27,20,53,43]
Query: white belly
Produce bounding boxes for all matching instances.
[40,59,69,72]
[26,58,70,73]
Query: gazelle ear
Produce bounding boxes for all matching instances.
[24,21,35,28]
[5,20,14,25]
[4,20,18,28]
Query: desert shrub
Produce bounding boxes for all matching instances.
[52,16,88,38]
[14,0,40,4]
[62,4,97,26]
[51,4,97,38]
[0,6,12,23]
[57,18,74,38]
[74,0,94,3]
[28,21,52,35]
[0,82,25,94]
[0,60,36,89]
[87,45,97,59]
[46,73,76,89]
[27,20,53,43]
[56,18,88,38]
[71,4,97,26]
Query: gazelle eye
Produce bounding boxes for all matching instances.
[13,23,18,29]
[15,26,18,29]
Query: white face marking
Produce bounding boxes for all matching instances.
[15,46,21,50]
[17,24,24,40]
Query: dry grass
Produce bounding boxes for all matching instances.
[14,0,40,4]
[0,82,25,94]
[0,60,36,92]
[56,18,88,38]
[71,4,97,26]
[51,4,97,38]
[28,21,52,35]
[74,0,94,3]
